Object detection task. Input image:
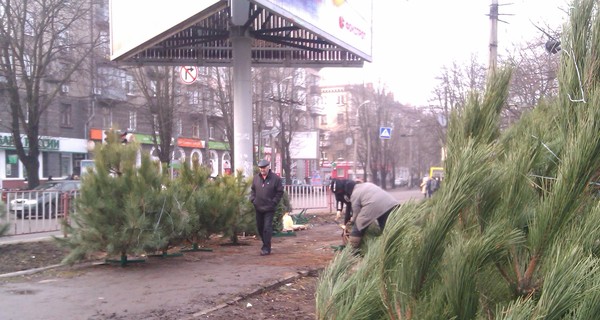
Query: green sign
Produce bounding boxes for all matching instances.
[0,134,60,151]
[207,141,230,150]
[132,133,157,144]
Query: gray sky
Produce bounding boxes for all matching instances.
[320,0,569,106]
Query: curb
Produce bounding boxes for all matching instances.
[188,267,323,319]
[0,264,63,279]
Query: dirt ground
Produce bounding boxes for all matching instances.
[0,212,344,320]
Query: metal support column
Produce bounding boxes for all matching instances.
[231,1,253,177]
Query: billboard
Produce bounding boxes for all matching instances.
[289,131,319,160]
[110,0,223,60]
[253,0,372,61]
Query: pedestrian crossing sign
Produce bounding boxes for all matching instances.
[379,127,392,139]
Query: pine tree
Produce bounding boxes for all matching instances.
[317,1,600,318]
[213,171,254,245]
[59,129,168,266]
[171,162,213,250]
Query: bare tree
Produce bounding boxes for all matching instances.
[253,68,273,165]
[430,35,560,128]
[268,68,307,183]
[431,55,487,116]
[0,0,98,188]
[132,66,177,165]
[208,67,234,167]
[501,35,560,124]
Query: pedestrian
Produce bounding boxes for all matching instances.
[344,181,400,250]
[330,178,352,224]
[331,178,355,246]
[420,176,430,198]
[250,159,284,256]
[426,177,435,198]
[431,176,441,195]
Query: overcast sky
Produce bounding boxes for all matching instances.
[319,0,570,106]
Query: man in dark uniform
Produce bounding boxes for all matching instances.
[330,178,352,224]
[250,159,284,256]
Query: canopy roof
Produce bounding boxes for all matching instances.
[110,0,372,68]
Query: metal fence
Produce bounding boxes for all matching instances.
[1,186,332,237]
[283,185,334,213]
[1,190,78,236]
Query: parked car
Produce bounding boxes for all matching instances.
[9,180,81,218]
[394,177,408,187]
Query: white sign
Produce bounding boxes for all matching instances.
[180,66,198,84]
[380,127,392,139]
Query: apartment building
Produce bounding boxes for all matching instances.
[0,0,329,189]
[0,0,231,188]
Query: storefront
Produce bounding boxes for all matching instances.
[207,141,230,177]
[0,132,88,189]
[88,128,206,170]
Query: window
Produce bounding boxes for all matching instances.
[188,91,200,105]
[177,118,182,136]
[5,150,19,178]
[337,113,344,125]
[61,154,72,177]
[209,126,215,140]
[60,103,72,127]
[223,128,228,141]
[125,75,135,95]
[57,30,72,51]
[150,80,157,97]
[24,12,34,35]
[102,106,111,128]
[320,115,328,125]
[128,111,137,131]
[192,123,200,138]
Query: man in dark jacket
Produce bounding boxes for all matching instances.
[250,159,284,256]
[330,178,352,224]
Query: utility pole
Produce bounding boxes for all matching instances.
[489,0,499,71]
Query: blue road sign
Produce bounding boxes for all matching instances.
[380,127,392,139]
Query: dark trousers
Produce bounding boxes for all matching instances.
[256,210,274,252]
[350,206,395,237]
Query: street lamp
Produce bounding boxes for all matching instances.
[353,100,371,181]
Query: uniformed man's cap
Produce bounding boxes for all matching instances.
[257,159,270,167]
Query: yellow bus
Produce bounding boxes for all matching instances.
[429,167,444,179]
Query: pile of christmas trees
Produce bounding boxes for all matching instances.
[58,130,255,266]
[316,1,600,318]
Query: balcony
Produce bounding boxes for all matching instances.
[95,86,127,102]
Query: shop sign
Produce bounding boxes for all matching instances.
[90,129,157,145]
[177,137,204,148]
[133,133,157,144]
[0,134,60,151]
[207,141,230,150]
